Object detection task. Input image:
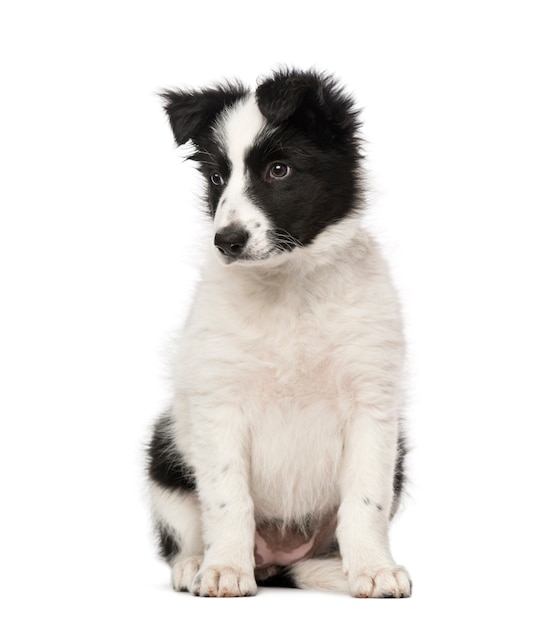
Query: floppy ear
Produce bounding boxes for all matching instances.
[256,69,359,143]
[161,82,247,146]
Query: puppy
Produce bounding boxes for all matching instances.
[147,69,411,598]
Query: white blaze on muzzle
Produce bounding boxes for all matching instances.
[213,95,273,261]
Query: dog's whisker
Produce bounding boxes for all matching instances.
[271,229,303,250]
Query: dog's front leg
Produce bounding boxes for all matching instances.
[337,407,411,598]
[190,407,257,597]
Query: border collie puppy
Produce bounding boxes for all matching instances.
[147,69,411,598]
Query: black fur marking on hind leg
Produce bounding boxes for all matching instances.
[390,432,407,518]
[257,568,298,589]
[147,410,196,491]
[157,523,181,563]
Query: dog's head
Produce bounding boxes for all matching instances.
[162,69,362,266]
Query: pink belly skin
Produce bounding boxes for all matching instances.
[253,511,337,568]
[254,531,317,567]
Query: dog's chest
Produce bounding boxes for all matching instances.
[240,306,356,519]
[247,316,353,406]
[188,271,367,518]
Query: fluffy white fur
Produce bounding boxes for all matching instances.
[149,93,411,598]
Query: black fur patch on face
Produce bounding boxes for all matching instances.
[147,410,196,492]
[244,127,360,247]
[245,69,363,247]
[190,141,230,218]
[157,523,181,563]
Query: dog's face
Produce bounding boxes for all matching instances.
[162,70,362,265]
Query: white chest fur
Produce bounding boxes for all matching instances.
[173,229,404,524]
[243,310,352,521]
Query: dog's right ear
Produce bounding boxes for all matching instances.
[160,82,247,146]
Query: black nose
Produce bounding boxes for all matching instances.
[214,225,250,258]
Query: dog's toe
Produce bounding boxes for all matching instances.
[193,566,257,597]
[348,565,411,598]
[171,555,203,593]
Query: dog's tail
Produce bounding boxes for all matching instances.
[257,558,348,592]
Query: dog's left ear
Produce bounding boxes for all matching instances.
[256,69,359,144]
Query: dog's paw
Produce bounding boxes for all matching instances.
[348,565,411,598]
[191,565,257,597]
[171,555,203,592]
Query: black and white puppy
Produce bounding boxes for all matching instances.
[147,69,411,598]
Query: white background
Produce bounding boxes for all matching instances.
[1,1,537,623]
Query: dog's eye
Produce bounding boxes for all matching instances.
[210,172,225,186]
[268,163,290,179]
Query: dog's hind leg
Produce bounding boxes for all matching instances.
[147,411,204,591]
[150,485,204,591]
[289,557,411,596]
